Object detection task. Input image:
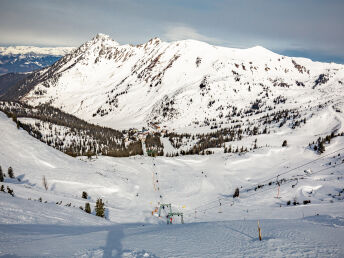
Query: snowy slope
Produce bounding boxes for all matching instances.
[1,95,344,223]
[1,93,344,256]
[1,196,344,258]
[18,33,344,132]
[0,82,344,257]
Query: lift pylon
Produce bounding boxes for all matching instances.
[158,203,172,217]
[167,212,184,224]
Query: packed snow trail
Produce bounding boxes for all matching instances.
[0,195,344,258]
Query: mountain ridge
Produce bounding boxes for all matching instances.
[2,33,343,132]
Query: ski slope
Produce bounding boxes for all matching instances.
[0,76,344,257]
[1,95,344,257]
[1,194,344,258]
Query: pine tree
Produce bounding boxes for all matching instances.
[233,187,240,198]
[85,202,91,213]
[95,198,105,218]
[82,191,88,199]
[8,167,14,179]
[318,141,325,153]
[7,187,14,197]
[282,140,287,147]
[0,166,3,182]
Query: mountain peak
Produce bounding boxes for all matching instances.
[90,33,120,46]
[94,33,111,40]
[146,37,162,45]
[246,45,275,56]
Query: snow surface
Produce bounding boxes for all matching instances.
[1,195,344,258]
[1,95,344,256]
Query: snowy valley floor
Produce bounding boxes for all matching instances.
[1,108,344,257]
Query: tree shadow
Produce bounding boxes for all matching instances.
[6,174,36,187]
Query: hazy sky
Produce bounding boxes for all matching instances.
[1,0,343,63]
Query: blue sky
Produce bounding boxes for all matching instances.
[1,0,343,63]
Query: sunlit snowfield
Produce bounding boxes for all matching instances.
[1,97,344,257]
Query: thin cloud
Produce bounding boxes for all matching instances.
[163,25,223,45]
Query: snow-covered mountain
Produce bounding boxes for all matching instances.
[0,46,74,56]
[1,34,344,257]
[0,46,74,75]
[12,33,343,132]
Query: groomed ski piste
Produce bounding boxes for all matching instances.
[0,102,344,257]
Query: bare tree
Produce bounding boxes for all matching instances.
[42,176,48,191]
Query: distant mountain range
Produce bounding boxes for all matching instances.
[0,46,74,75]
